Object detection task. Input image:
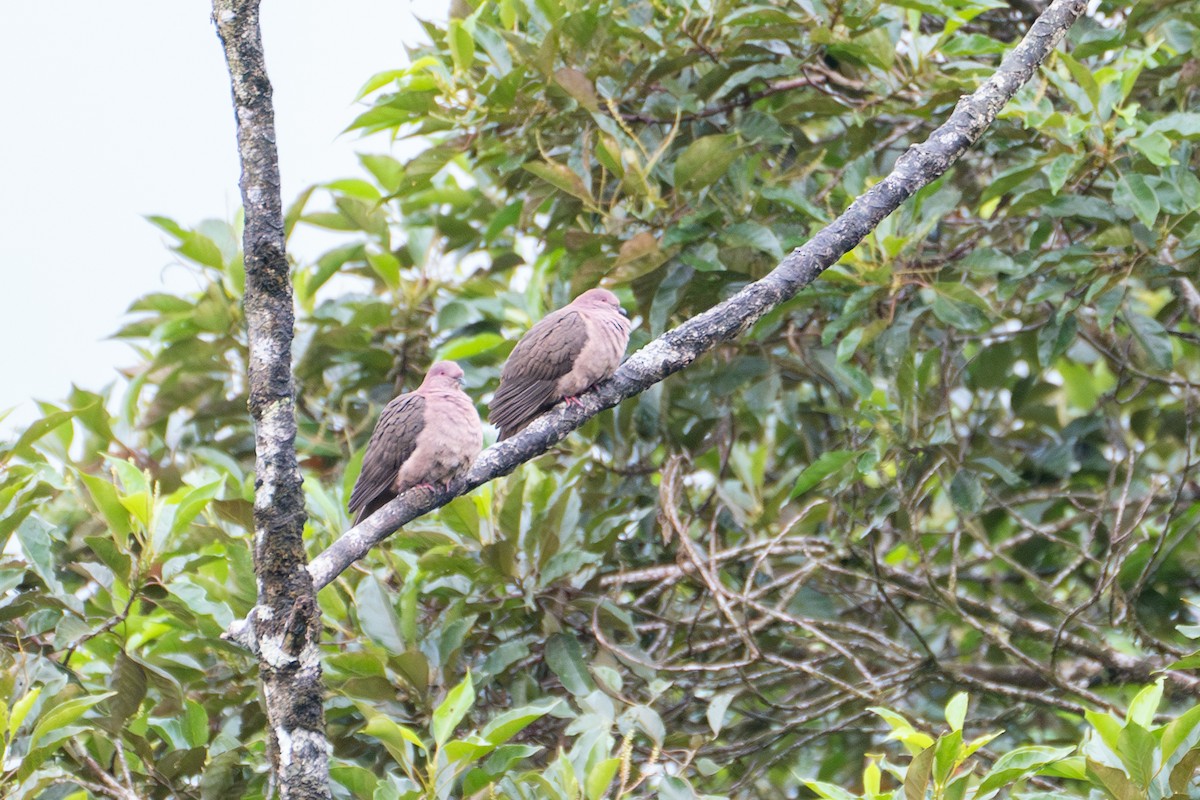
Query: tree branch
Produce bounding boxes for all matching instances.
[303,0,1088,593]
[212,0,330,797]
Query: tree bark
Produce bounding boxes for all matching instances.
[212,1,330,797]
[304,0,1089,592]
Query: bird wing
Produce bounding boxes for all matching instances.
[348,392,427,521]
[489,309,587,439]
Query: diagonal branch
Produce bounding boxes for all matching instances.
[213,0,330,796]
[303,0,1088,592]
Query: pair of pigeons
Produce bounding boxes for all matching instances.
[348,288,632,524]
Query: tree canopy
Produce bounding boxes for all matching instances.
[5,1,1200,798]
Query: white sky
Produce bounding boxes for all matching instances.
[0,1,432,432]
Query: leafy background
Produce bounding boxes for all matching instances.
[5,0,1200,798]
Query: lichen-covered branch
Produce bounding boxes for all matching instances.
[305,0,1088,593]
[212,1,329,797]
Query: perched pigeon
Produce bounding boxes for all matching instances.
[348,361,482,524]
[490,288,631,441]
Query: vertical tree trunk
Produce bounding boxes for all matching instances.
[212,1,330,797]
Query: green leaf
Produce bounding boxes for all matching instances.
[930,284,989,331]
[1115,721,1156,788]
[949,471,984,514]
[674,135,739,192]
[1058,51,1100,111]
[1037,314,1077,367]
[183,699,209,748]
[366,250,401,290]
[545,633,595,696]
[1046,153,1076,194]
[170,479,223,534]
[977,745,1076,793]
[200,749,243,800]
[554,67,598,111]
[1168,653,1200,670]
[448,19,475,72]
[177,232,225,270]
[805,780,859,800]
[1130,131,1174,166]
[355,68,407,100]
[872,706,935,751]
[1086,758,1143,800]
[1170,748,1200,795]
[331,765,379,798]
[883,0,951,12]
[359,154,405,193]
[30,691,114,751]
[1059,361,1105,409]
[722,221,783,260]
[438,333,507,361]
[1126,679,1163,727]
[1126,311,1173,370]
[432,672,475,747]
[484,743,542,776]
[904,746,935,800]
[1039,755,1088,780]
[106,650,148,733]
[6,408,77,460]
[587,757,621,800]
[1086,710,1123,751]
[944,693,968,732]
[354,577,405,652]
[828,26,894,69]
[975,457,1024,487]
[8,686,41,740]
[17,516,64,595]
[933,729,963,787]
[108,457,150,496]
[1145,112,1200,138]
[363,715,426,772]
[399,572,421,650]
[707,691,737,736]
[365,716,426,751]
[79,472,132,543]
[480,699,559,745]
[523,160,594,203]
[1161,703,1200,761]
[444,738,494,764]
[962,730,1001,759]
[1114,174,1160,229]
[790,450,857,497]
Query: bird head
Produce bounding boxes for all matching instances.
[424,360,466,388]
[574,287,627,317]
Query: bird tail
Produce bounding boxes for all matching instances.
[352,495,389,526]
[497,421,528,441]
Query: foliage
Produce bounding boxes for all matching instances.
[5,0,1200,797]
[805,685,1200,800]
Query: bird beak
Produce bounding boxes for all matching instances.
[618,306,628,318]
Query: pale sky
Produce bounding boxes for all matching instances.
[0,1,432,431]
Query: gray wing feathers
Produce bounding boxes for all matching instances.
[490,310,588,439]
[349,393,427,523]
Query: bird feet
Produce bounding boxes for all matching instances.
[563,395,585,408]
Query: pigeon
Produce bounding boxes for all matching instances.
[348,361,482,524]
[489,288,631,441]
